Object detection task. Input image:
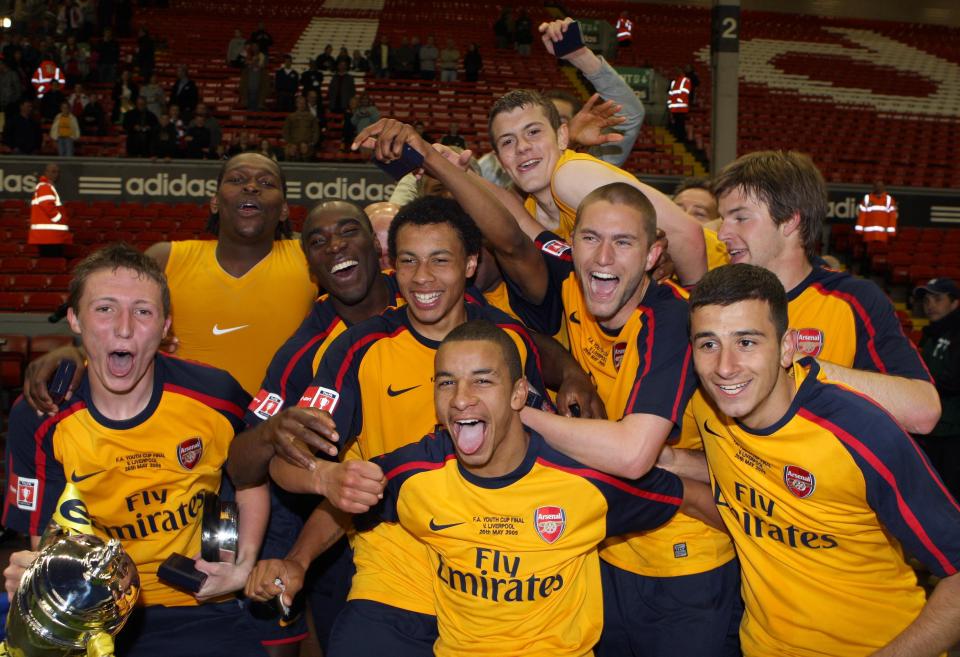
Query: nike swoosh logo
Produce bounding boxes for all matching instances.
[71,469,105,482]
[212,324,250,336]
[703,419,724,439]
[387,384,421,397]
[569,311,581,324]
[429,519,464,532]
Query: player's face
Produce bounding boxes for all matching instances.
[674,188,719,224]
[717,187,789,270]
[691,299,795,430]
[922,292,959,323]
[211,153,288,242]
[68,267,170,401]
[572,200,661,330]
[435,339,528,477]
[394,222,477,341]
[492,104,567,197]
[303,203,381,306]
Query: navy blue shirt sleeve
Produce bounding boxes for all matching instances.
[501,231,572,336]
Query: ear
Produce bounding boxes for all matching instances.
[510,377,529,412]
[162,315,172,339]
[280,202,290,222]
[643,238,665,273]
[557,122,569,151]
[780,329,797,367]
[464,253,478,279]
[208,194,219,216]
[67,307,81,335]
[780,210,802,239]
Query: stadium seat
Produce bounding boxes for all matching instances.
[28,334,74,361]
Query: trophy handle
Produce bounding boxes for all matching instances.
[86,632,115,657]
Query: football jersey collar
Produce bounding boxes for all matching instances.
[733,357,820,437]
[456,427,542,489]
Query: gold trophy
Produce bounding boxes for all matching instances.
[0,483,140,657]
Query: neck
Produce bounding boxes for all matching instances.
[215,236,275,277]
[331,273,393,325]
[741,367,796,431]
[769,250,813,295]
[410,301,467,343]
[467,423,530,478]
[89,363,156,422]
[532,193,561,231]
[601,274,650,332]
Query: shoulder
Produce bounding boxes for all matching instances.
[798,369,905,446]
[533,231,572,262]
[798,266,889,309]
[323,309,406,361]
[377,431,456,482]
[144,241,173,269]
[641,281,691,327]
[157,353,248,419]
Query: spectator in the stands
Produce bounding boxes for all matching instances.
[123,95,157,157]
[195,102,222,153]
[240,55,269,111]
[350,91,379,138]
[151,113,177,159]
[80,94,106,136]
[60,35,87,85]
[514,9,533,55]
[413,120,430,141]
[300,59,323,97]
[317,44,335,71]
[183,114,210,159]
[170,65,198,119]
[305,88,326,136]
[297,140,315,162]
[227,28,246,67]
[493,7,514,49]
[418,36,438,80]
[440,121,466,149]
[275,54,299,112]
[67,82,89,115]
[50,100,80,156]
[111,69,138,123]
[250,21,273,58]
[4,100,41,154]
[256,138,280,161]
[439,38,459,82]
[328,59,355,113]
[167,103,185,152]
[96,27,119,82]
[353,49,369,73]
[282,94,319,160]
[245,41,266,68]
[335,46,351,70]
[226,131,254,157]
[40,79,65,121]
[140,73,165,119]
[392,36,416,79]
[464,42,482,82]
[136,28,155,80]
[0,59,21,125]
[370,37,388,78]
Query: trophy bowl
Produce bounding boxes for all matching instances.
[200,491,238,564]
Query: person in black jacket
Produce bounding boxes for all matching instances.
[123,96,157,157]
[170,65,198,119]
[275,55,299,112]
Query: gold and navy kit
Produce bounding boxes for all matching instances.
[687,358,960,657]
[4,354,250,607]
[296,302,550,616]
[366,429,682,657]
[164,239,317,395]
[503,231,733,577]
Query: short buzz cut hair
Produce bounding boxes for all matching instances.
[387,196,482,261]
[68,243,171,317]
[487,89,562,153]
[440,319,523,383]
[576,182,657,245]
[711,150,827,261]
[207,152,293,239]
[689,264,788,340]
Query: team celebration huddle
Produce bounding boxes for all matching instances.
[4,17,960,657]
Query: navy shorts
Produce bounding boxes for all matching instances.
[596,558,743,657]
[326,599,437,657]
[114,600,266,657]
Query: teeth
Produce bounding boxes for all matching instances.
[518,159,540,170]
[331,260,358,274]
[456,419,480,425]
[414,292,441,304]
[592,272,616,280]
[718,382,748,393]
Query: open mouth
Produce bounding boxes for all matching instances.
[725,247,746,261]
[330,259,359,277]
[716,381,749,396]
[108,350,135,377]
[237,199,262,215]
[517,158,541,173]
[589,271,619,299]
[453,418,486,455]
[412,291,442,307]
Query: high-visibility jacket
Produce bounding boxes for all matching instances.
[28,176,72,246]
[856,192,897,243]
[616,17,634,43]
[31,60,65,98]
[668,76,691,113]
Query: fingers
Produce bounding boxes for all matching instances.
[588,394,608,420]
[272,408,340,460]
[245,560,285,601]
[330,461,386,513]
[581,93,600,112]
[4,550,37,599]
[23,361,59,416]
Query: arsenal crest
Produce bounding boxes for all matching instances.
[178,437,204,470]
[612,342,627,371]
[534,506,566,544]
[794,328,824,357]
[783,465,816,499]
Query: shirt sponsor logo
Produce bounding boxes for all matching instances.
[541,239,571,258]
[16,476,38,511]
[251,390,284,419]
[794,328,823,357]
[177,437,204,470]
[612,341,627,371]
[783,465,816,499]
[301,386,340,413]
[534,506,566,544]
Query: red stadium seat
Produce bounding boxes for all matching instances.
[23,292,68,313]
[28,333,74,361]
[0,333,29,393]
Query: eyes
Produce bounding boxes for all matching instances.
[226,174,278,188]
[577,234,635,248]
[695,338,759,352]
[396,256,450,267]
[307,226,362,248]
[436,377,493,389]
[93,305,155,318]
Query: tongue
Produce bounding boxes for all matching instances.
[108,353,134,377]
[456,422,485,455]
[591,277,617,298]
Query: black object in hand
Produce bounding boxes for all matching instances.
[48,360,77,405]
[158,553,207,593]
[553,22,585,57]
[373,143,425,180]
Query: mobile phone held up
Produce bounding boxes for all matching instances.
[48,359,77,405]
[553,22,585,58]
[373,143,425,180]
